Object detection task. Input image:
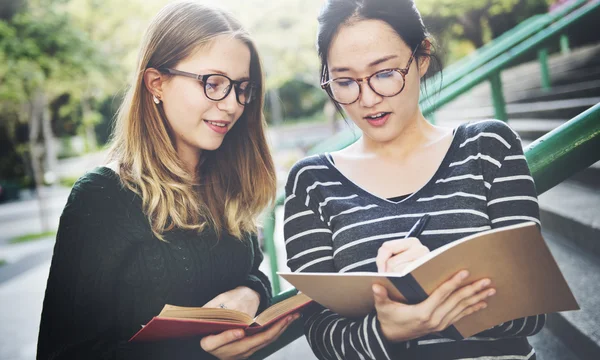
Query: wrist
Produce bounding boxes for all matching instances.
[237,286,261,303]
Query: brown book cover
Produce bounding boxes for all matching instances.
[280,222,579,339]
[129,293,312,342]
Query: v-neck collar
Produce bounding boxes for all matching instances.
[322,124,463,206]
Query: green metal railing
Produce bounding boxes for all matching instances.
[420,0,585,106]
[252,103,600,359]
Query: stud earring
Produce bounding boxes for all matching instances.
[153,95,161,104]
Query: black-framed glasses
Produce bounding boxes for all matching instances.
[321,47,418,105]
[160,68,256,106]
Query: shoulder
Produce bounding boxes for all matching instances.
[286,154,330,180]
[64,166,126,218]
[461,119,520,143]
[284,154,333,193]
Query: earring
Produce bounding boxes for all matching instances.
[153,95,161,104]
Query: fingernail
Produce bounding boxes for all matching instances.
[488,289,496,297]
[235,330,244,338]
[481,303,488,309]
[481,279,491,287]
[372,285,379,294]
[460,271,469,279]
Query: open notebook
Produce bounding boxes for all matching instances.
[280,222,579,339]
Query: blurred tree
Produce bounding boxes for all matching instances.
[0,0,101,227]
[419,0,551,63]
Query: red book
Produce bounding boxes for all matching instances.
[129,293,312,342]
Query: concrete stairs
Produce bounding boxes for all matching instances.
[437,43,600,360]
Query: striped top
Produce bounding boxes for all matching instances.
[283,120,545,360]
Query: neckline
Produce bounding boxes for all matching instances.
[323,124,463,206]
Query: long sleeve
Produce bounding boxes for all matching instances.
[37,176,133,359]
[36,175,205,360]
[475,121,545,338]
[241,232,272,314]
[283,163,397,360]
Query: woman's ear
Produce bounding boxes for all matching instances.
[418,39,432,78]
[144,68,165,101]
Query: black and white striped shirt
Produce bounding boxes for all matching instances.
[283,120,545,360]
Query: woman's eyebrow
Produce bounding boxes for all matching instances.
[205,68,250,81]
[330,54,399,73]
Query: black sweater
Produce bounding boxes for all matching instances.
[37,167,272,360]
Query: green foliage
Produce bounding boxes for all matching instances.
[9,231,56,244]
[58,175,79,188]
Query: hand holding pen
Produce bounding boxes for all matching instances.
[375,214,431,273]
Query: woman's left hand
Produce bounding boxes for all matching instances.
[203,286,261,318]
[200,313,301,360]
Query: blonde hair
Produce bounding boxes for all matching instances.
[108,1,276,240]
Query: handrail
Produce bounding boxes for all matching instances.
[422,0,600,117]
[252,101,600,360]
[420,0,585,105]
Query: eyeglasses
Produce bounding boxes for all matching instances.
[159,68,256,106]
[321,47,418,105]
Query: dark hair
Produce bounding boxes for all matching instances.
[317,0,442,112]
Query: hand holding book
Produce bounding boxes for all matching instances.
[373,270,494,342]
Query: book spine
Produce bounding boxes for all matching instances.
[389,275,464,340]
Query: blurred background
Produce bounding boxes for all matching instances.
[1,0,599,359]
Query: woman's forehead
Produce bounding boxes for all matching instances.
[328,19,410,72]
[179,36,251,79]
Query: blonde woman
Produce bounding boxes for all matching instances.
[37,2,297,359]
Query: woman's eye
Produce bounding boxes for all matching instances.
[376,70,395,79]
[337,80,354,87]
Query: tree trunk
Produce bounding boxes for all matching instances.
[458,12,485,49]
[268,87,283,125]
[41,95,57,181]
[82,97,98,151]
[29,88,50,232]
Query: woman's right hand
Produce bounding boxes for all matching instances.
[373,270,495,342]
[200,313,300,360]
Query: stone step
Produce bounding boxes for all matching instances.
[463,79,600,105]
[539,180,600,258]
[436,97,600,121]
[543,230,600,360]
[570,161,600,188]
[530,327,581,360]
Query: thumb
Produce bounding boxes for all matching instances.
[200,328,245,352]
[372,284,390,308]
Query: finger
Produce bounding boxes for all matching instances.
[419,270,469,313]
[448,300,489,325]
[438,287,495,330]
[380,238,421,254]
[231,314,297,352]
[376,247,393,272]
[429,280,493,331]
[200,328,245,352]
[385,246,428,273]
[372,284,394,311]
[241,314,300,357]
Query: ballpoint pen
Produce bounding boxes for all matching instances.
[404,214,431,239]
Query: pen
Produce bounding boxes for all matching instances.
[404,214,430,239]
